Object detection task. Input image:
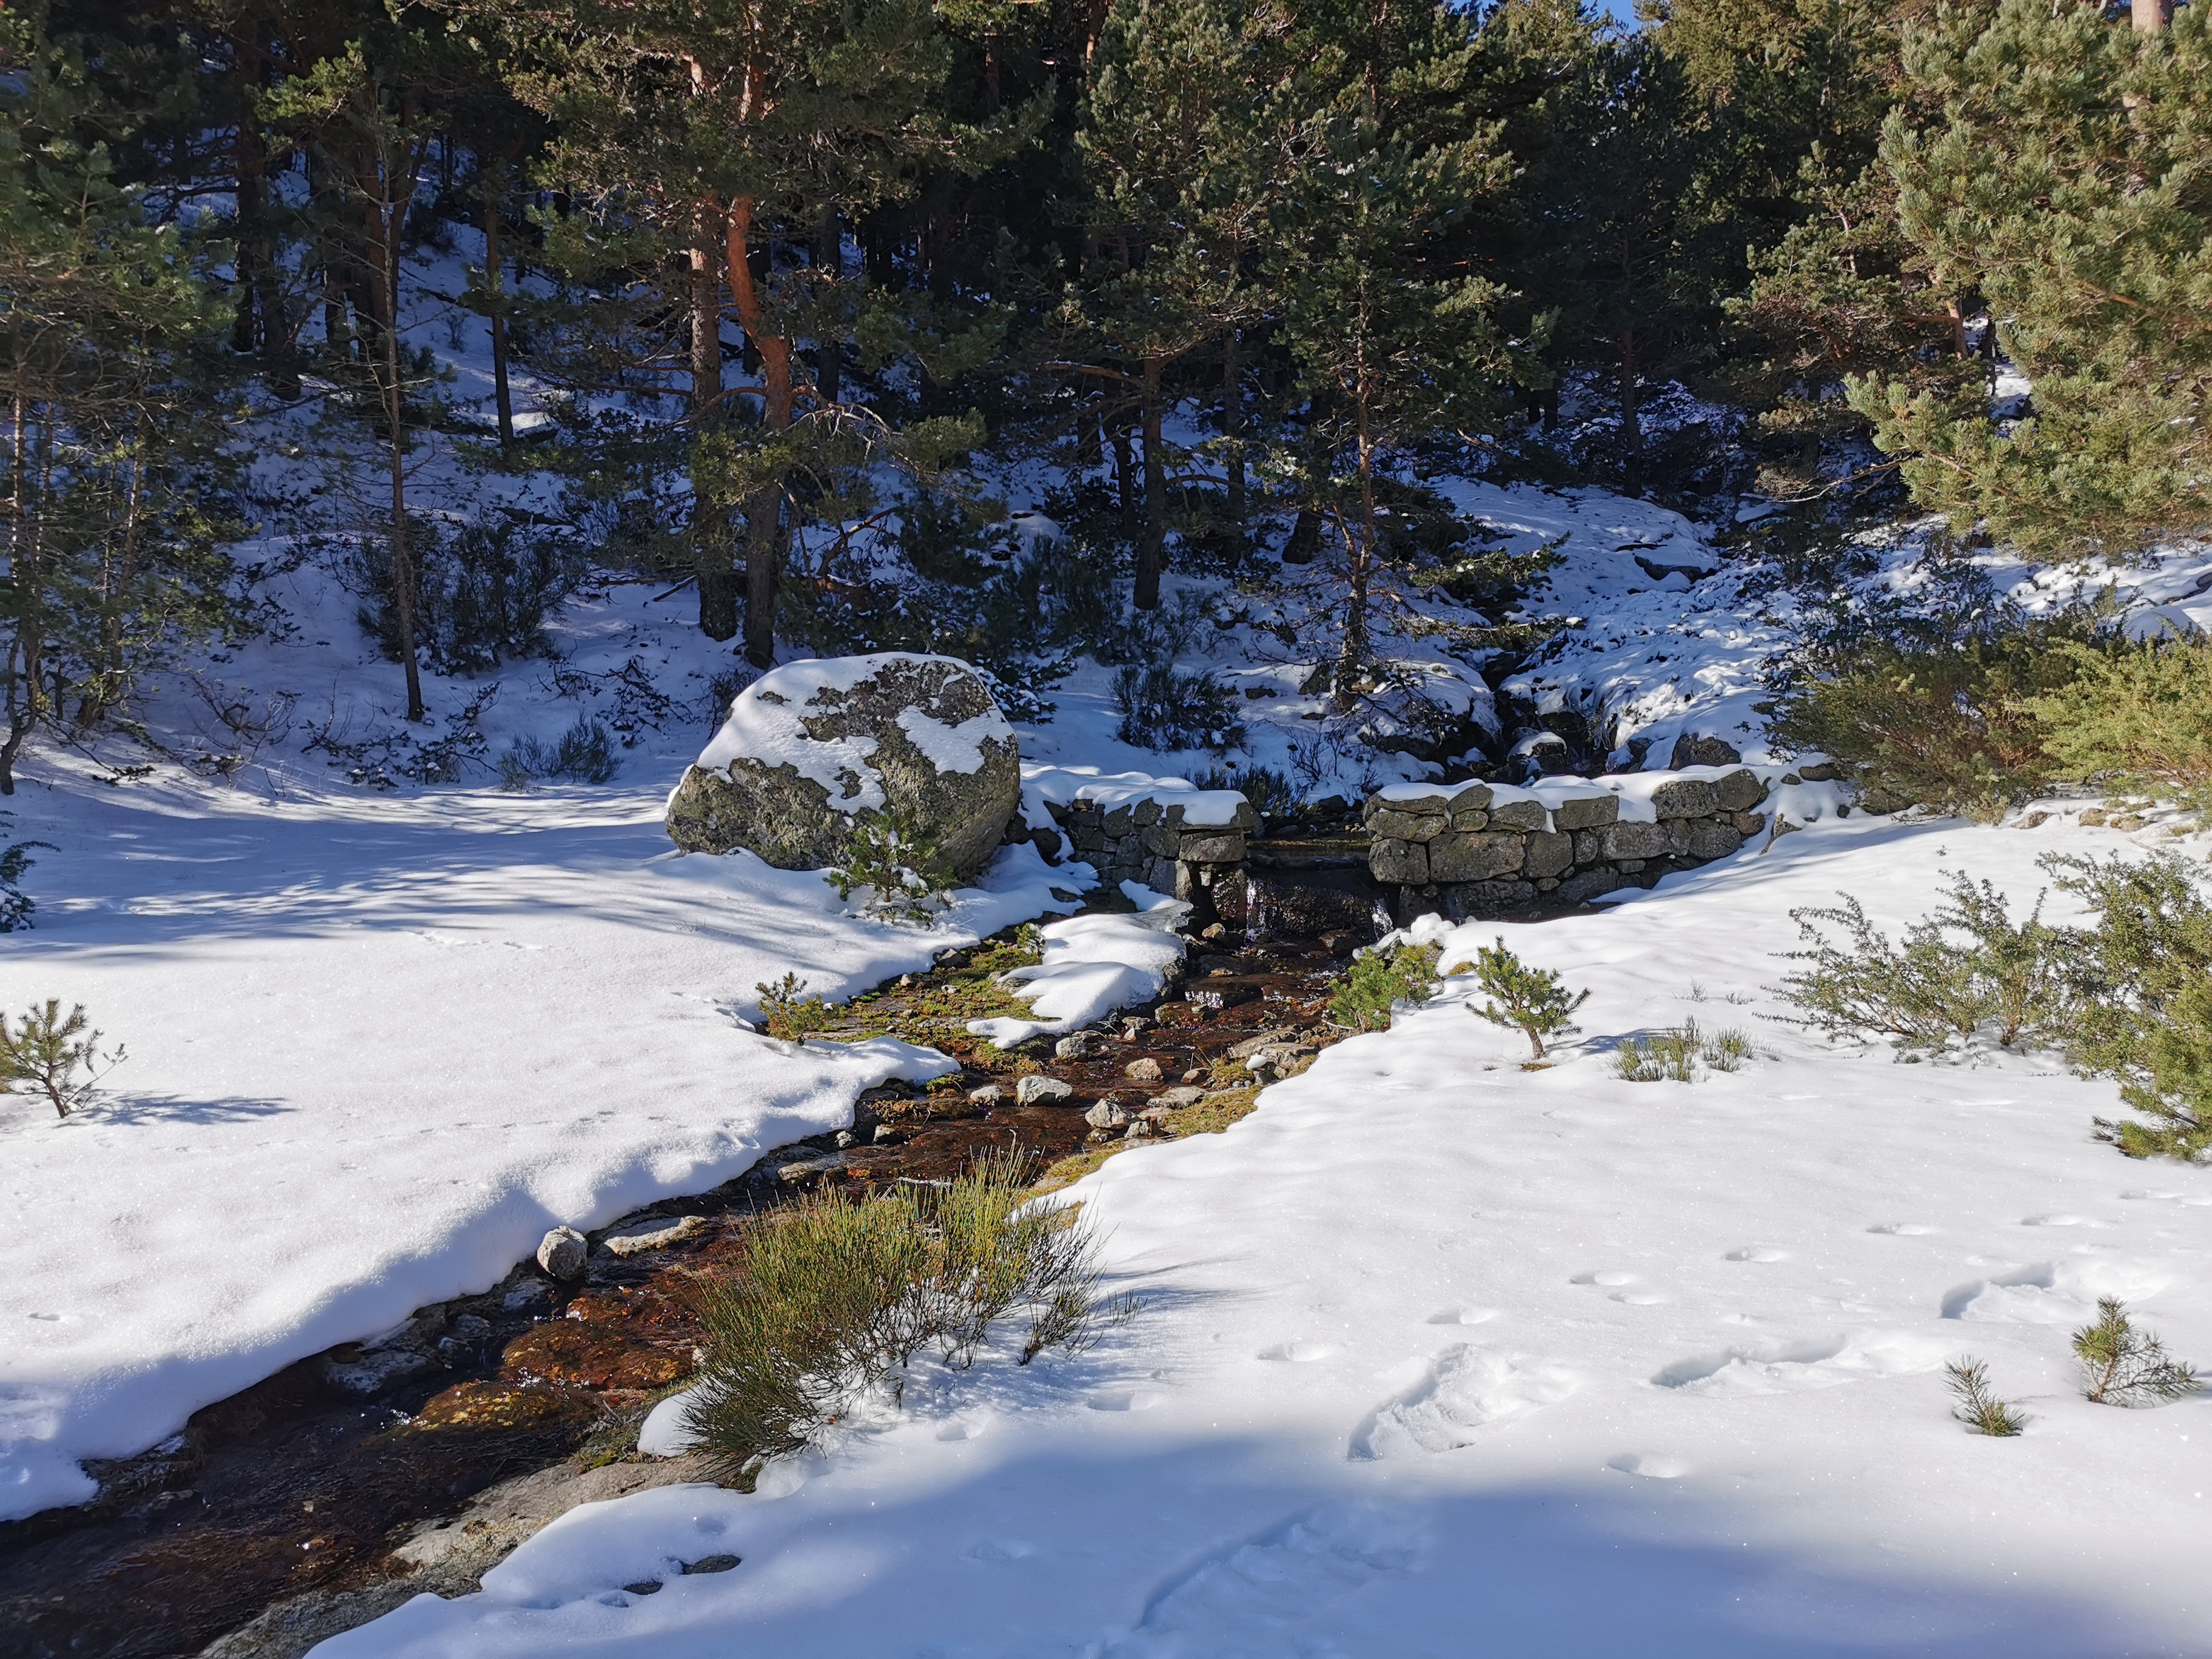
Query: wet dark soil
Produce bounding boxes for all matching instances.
[0,898,1372,1659]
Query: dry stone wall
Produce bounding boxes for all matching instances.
[1362,770,1771,921]
[1045,793,1259,930]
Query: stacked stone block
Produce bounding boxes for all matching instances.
[1362,771,1770,920]
[1048,793,1260,925]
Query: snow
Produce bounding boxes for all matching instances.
[964,885,1191,1048]
[313,813,2212,1658]
[0,762,1076,1523]
[691,652,1013,812]
[1025,766,1250,828]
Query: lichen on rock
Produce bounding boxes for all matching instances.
[666,653,1020,878]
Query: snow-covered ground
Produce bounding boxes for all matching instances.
[318,813,2212,1658]
[0,757,1079,1522]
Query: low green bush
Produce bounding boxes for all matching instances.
[2073,1298,2199,1407]
[1777,873,2069,1053]
[1615,1019,1751,1082]
[2046,853,2212,1161]
[1945,1357,2026,1436]
[500,714,620,786]
[2022,629,2212,816]
[0,813,49,933]
[754,973,836,1044]
[1329,940,1442,1032]
[683,1150,1127,1484]
[1112,663,1247,756]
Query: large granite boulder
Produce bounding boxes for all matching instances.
[666,654,1020,878]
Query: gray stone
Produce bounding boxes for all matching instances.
[1179,831,1246,863]
[1145,856,1179,893]
[602,1214,708,1258]
[1448,808,1489,831]
[1429,831,1525,882]
[968,1082,1007,1105]
[1488,799,1549,832]
[1523,830,1574,880]
[1015,1074,1073,1106]
[1369,837,1430,883]
[1669,733,1742,769]
[666,655,1019,879]
[1151,1085,1206,1108]
[1140,824,1181,858]
[1572,829,1603,864]
[762,1149,846,1185]
[536,1226,587,1281]
[1712,768,1769,813]
[1123,1118,1155,1139]
[1550,793,1620,832]
[1084,1099,1131,1129]
[1602,820,1675,861]
[1103,805,1136,837]
[1447,783,1495,812]
[1133,799,1162,826]
[1728,811,1767,837]
[1054,1031,1099,1060]
[1649,778,1718,819]
[1684,819,1744,861]
[1125,1056,1163,1082]
[1796,760,1840,782]
[1444,879,1535,916]
[1553,866,1627,905]
[1367,807,1447,842]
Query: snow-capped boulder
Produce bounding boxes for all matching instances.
[665,653,1020,878]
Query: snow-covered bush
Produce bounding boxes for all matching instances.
[2,1001,124,1118]
[684,1151,1124,1484]
[1112,663,1246,755]
[2073,1298,2199,1407]
[1195,762,1296,820]
[1328,941,1442,1033]
[1459,939,1588,1061]
[1777,873,2068,1053]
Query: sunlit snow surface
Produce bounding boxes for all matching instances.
[0,766,1079,1521]
[319,815,2212,1658]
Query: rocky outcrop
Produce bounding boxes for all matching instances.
[1361,769,1771,922]
[666,653,1020,879]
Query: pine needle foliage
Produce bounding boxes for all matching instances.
[1776,873,2068,1053]
[684,1149,1128,1484]
[1,1000,124,1118]
[825,807,958,925]
[0,814,49,932]
[754,974,836,1045]
[1458,937,1588,1061]
[2020,631,2212,817]
[1328,941,1442,1033]
[1945,1357,2026,1436]
[2045,853,2212,1161]
[2073,1298,2200,1407]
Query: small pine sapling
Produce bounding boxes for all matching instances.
[2073,1297,2200,1406]
[1,1000,125,1117]
[826,806,958,925]
[1327,942,1442,1033]
[754,974,836,1045]
[0,814,51,933]
[1945,1357,2025,1436]
[1460,937,1588,1061]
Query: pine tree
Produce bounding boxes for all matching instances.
[0,8,244,793]
[1846,0,2211,555]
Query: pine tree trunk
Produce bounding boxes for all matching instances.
[815,201,842,410]
[729,197,792,671]
[1136,355,1165,611]
[1282,508,1320,565]
[231,122,265,355]
[1618,327,1643,498]
[1111,420,1136,531]
[382,213,424,723]
[1222,329,1245,535]
[1335,398,1376,704]
[485,185,515,448]
[689,200,736,640]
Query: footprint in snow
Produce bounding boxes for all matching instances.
[1107,1500,1421,1652]
[1349,1345,1580,1460]
[1424,1306,1498,1326]
[1607,1452,1693,1480]
[1256,1341,1339,1362]
[1570,1270,1639,1287]
[1652,1330,1944,1393]
[1867,1222,1939,1236]
[1724,1245,1789,1262]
